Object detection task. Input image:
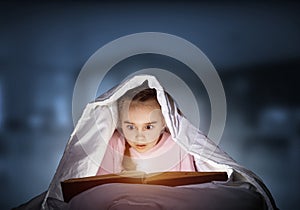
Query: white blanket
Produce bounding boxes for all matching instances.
[18,75,276,209]
[68,182,266,210]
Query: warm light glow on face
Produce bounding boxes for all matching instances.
[120,100,165,153]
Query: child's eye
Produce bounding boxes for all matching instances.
[145,125,154,130]
[126,125,135,130]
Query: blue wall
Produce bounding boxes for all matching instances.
[0,1,299,209]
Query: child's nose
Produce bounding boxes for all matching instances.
[135,131,145,141]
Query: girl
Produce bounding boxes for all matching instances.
[97,86,195,175]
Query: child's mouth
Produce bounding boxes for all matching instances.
[135,144,147,149]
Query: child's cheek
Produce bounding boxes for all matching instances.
[144,129,161,141]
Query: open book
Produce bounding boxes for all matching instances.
[61,171,228,202]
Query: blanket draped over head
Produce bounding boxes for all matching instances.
[38,75,276,209]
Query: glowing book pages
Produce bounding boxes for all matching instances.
[61,171,228,202]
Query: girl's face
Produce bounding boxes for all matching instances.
[120,100,166,153]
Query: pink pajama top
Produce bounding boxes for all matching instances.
[97,130,196,175]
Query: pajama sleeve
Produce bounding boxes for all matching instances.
[179,152,196,171]
[96,131,125,175]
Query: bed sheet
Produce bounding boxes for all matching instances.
[68,182,267,210]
